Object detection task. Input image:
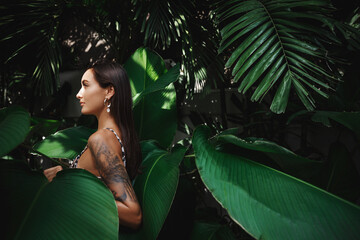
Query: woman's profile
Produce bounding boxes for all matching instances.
[44,61,142,229]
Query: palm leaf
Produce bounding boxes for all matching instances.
[193,125,360,239]
[141,0,224,93]
[0,0,63,95]
[216,0,343,113]
[141,0,189,49]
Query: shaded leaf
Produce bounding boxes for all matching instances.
[216,0,345,113]
[190,221,236,240]
[312,111,360,139]
[0,106,30,157]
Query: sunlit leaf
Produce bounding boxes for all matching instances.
[193,125,360,239]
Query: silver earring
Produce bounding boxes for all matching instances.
[104,98,111,113]
[107,102,111,113]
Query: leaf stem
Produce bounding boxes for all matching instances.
[259,0,292,76]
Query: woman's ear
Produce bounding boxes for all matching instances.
[106,85,115,100]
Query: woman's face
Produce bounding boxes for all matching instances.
[76,69,107,116]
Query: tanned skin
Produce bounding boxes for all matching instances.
[86,130,142,229]
[88,135,137,203]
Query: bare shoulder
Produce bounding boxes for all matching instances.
[88,129,119,151]
[87,129,123,164]
[88,129,115,145]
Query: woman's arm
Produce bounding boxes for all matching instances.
[44,165,63,182]
[88,133,142,229]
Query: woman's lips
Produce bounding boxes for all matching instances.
[80,102,85,106]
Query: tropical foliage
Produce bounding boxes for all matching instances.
[1,0,360,239]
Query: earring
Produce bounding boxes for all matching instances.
[104,98,111,113]
[107,102,111,113]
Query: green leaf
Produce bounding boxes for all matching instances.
[217,0,341,113]
[312,111,360,139]
[250,56,285,101]
[190,221,236,240]
[1,160,118,240]
[217,133,322,179]
[240,42,281,93]
[119,142,187,239]
[30,117,61,137]
[0,1,63,95]
[0,106,30,157]
[132,64,180,107]
[124,48,177,148]
[193,125,360,240]
[32,126,95,160]
[270,71,292,113]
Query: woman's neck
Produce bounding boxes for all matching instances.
[96,109,117,130]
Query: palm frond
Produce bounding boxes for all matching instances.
[216,0,344,113]
[0,0,63,95]
[141,0,190,49]
[142,0,225,93]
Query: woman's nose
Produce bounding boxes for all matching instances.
[76,88,83,99]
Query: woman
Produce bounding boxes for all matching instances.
[44,61,142,229]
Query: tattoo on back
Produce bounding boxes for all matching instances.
[89,140,137,203]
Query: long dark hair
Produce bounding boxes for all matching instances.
[90,60,141,180]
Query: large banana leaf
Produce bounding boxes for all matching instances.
[124,48,178,148]
[29,116,62,138]
[32,126,95,160]
[1,160,118,240]
[216,0,342,113]
[216,133,322,179]
[193,125,360,240]
[132,63,180,107]
[0,106,30,157]
[119,141,187,239]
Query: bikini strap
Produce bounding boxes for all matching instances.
[104,128,126,167]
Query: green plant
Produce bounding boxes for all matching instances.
[124,48,179,148]
[3,109,360,239]
[193,125,360,239]
[1,162,119,240]
[1,1,360,239]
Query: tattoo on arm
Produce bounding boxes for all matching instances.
[89,140,137,203]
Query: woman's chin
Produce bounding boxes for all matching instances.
[81,108,95,116]
[81,108,89,115]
